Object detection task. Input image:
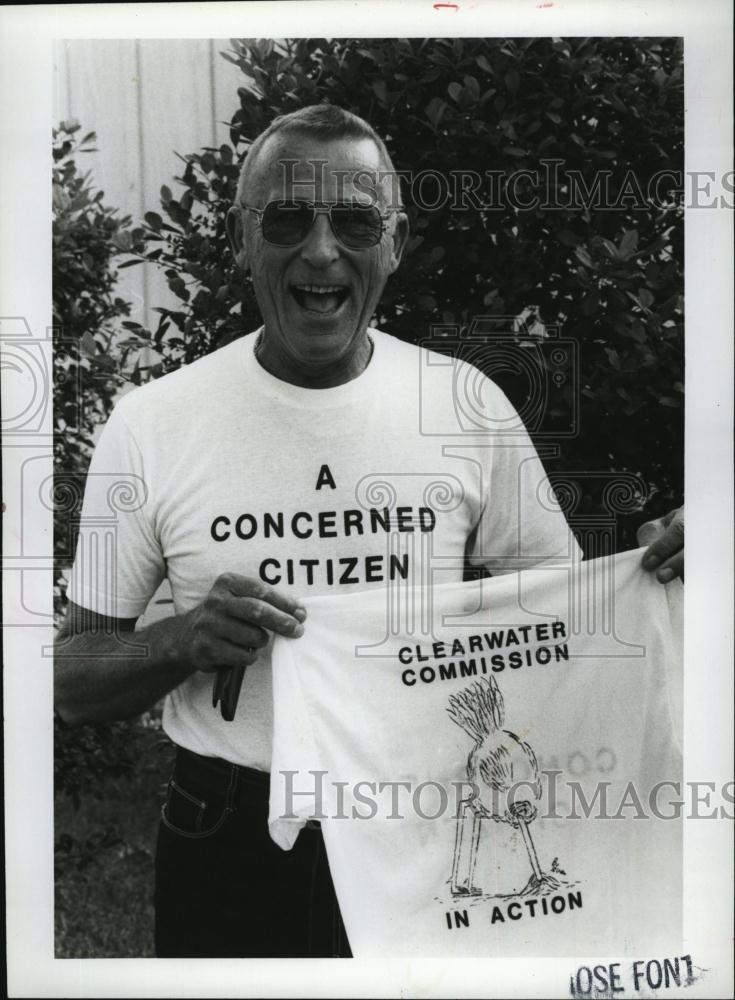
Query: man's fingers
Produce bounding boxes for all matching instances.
[225,595,304,637]
[197,636,259,672]
[655,550,684,583]
[214,613,270,650]
[636,518,664,548]
[641,516,684,567]
[659,507,677,529]
[637,505,685,551]
[215,573,306,636]
[217,573,306,621]
[640,507,684,573]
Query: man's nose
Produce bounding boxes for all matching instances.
[299,212,341,267]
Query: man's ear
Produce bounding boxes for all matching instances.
[226,205,248,271]
[388,212,410,274]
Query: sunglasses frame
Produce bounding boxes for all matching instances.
[241,199,395,250]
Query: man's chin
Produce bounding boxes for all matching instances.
[279,303,363,355]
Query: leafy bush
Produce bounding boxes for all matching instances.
[53,122,156,879]
[128,37,683,551]
[53,120,145,609]
[54,725,175,957]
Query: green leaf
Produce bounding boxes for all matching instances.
[111,230,133,252]
[425,96,447,127]
[463,75,480,99]
[504,69,519,95]
[80,332,97,357]
[574,247,594,268]
[599,237,619,259]
[619,229,639,256]
[604,347,621,370]
[558,230,579,247]
[372,79,388,104]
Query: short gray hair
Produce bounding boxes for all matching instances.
[235,103,402,207]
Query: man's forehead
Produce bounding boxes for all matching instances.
[250,132,396,205]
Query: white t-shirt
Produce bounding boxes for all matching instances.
[269,549,683,956]
[69,328,579,769]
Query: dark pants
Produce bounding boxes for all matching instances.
[154,746,351,958]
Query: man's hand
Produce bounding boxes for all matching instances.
[54,575,307,726]
[176,573,306,673]
[637,506,684,583]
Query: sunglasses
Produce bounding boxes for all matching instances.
[242,200,394,250]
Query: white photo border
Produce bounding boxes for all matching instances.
[2,1,732,997]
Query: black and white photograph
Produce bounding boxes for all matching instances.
[1,2,732,997]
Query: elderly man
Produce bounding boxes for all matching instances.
[55,104,683,958]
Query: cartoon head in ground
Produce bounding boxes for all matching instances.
[447,676,542,826]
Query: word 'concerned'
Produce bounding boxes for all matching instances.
[210,505,437,541]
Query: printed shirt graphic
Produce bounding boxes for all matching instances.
[68,328,578,770]
[269,549,683,957]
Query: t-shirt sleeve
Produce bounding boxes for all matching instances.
[467,382,582,573]
[67,397,165,619]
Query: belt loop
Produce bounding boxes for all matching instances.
[225,763,239,812]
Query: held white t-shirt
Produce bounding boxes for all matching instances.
[69,328,579,769]
[269,549,683,957]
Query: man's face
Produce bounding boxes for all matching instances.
[234,133,408,386]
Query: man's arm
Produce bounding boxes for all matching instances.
[55,603,193,725]
[54,574,306,725]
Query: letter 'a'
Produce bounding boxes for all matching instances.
[315,465,337,490]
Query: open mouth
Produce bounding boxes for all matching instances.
[290,284,350,316]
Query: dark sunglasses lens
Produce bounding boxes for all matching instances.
[262,201,313,245]
[331,205,383,248]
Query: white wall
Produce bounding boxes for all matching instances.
[53,38,244,331]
